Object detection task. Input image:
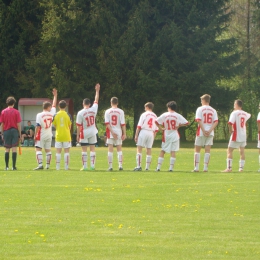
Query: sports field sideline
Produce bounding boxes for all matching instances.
[0,146,259,259]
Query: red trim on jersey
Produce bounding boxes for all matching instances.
[231,123,237,141]
[35,126,41,141]
[195,119,201,122]
[213,120,218,122]
[94,101,98,104]
[106,127,111,138]
[105,122,110,125]
[155,130,159,133]
[121,124,126,126]
[137,126,141,129]
[196,126,200,136]
[52,106,56,108]
[76,123,81,126]
[257,120,260,122]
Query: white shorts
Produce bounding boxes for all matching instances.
[195,136,213,146]
[161,140,179,153]
[80,135,97,145]
[107,138,122,146]
[136,130,154,149]
[35,138,52,150]
[228,141,246,149]
[55,142,71,149]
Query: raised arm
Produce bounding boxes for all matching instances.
[52,88,58,108]
[94,83,100,103]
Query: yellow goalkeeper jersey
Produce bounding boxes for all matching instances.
[52,110,72,142]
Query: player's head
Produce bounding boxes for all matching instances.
[200,94,211,104]
[59,100,67,109]
[167,101,177,111]
[83,98,91,107]
[234,99,243,109]
[43,101,52,111]
[6,96,16,106]
[27,121,31,126]
[111,97,118,106]
[144,102,154,111]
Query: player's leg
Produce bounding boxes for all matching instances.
[107,139,114,170]
[258,136,260,172]
[145,148,152,171]
[116,143,123,170]
[64,144,71,170]
[203,145,211,172]
[44,138,52,169]
[34,138,44,170]
[134,145,142,171]
[3,129,12,170]
[238,145,245,172]
[222,143,235,172]
[193,136,203,172]
[156,150,165,171]
[89,144,96,170]
[55,146,62,170]
[169,151,176,172]
[145,132,154,171]
[10,129,19,170]
[80,144,88,170]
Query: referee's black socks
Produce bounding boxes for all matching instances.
[5,152,9,168]
[12,152,17,168]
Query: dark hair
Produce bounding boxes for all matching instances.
[6,96,16,106]
[59,100,67,109]
[43,101,52,110]
[235,99,243,108]
[111,97,118,105]
[167,101,177,111]
[145,102,154,110]
[83,98,91,106]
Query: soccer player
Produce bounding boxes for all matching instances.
[222,99,251,172]
[193,94,218,172]
[133,102,158,171]
[257,108,260,172]
[52,100,72,170]
[155,101,189,171]
[76,83,100,171]
[0,96,22,170]
[105,97,126,171]
[34,89,57,170]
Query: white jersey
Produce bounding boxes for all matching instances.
[228,110,251,142]
[156,111,188,143]
[35,107,56,141]
[137,111,158,132]
[257,112,260,123]
[76,103,98,139]
[105,107,125,139]
[195,105,218,136]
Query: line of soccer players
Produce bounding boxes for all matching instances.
[0,84,260,172]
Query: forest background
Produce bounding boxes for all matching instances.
[0,0,260,141]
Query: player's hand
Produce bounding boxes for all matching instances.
[121,134,126,141]
[52,88,58,96]
[159,126,165,131]
[95,83,100,91]
[134,136,138,143]
[112,132,118,140]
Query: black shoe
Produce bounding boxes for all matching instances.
[145,168,149,171]
[108,168,113,171]
[12,167,17,170]
[133,167,142,171]
[34,166,44,170]
[168,169,173,172]
[119,167,123,171]
[155,168,160,172]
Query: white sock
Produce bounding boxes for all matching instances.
[204,153,210,170]
[108,152,113,169]
[194,153,200,171]
[82,152,87,169]
[157,157,164,170]
[117,151,123,168]
[169,157,176,171]
[136,153,142,168]
[239,160,245,170]
[227,158,232,170]
[36,151,43,166]
[64,153,70,170]
[46,152,52,168]
[56,153,61,170]
[90,152,96,168]
[146,155,152,170]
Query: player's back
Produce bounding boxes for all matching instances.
[105,107,125,133]
[138,111,157,132]
[229,110,251,142]
[53,111,72,142]
[36,108,56,140]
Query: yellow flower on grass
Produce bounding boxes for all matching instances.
[14,230,18,232]
[40,234,44,237]
[118,224,123,229]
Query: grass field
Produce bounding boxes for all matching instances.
[0,144,260,260]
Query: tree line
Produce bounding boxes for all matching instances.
[0,0,260,140]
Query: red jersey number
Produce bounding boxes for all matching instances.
[43,118,52,129]
[111,115,118,126]
[85,116,95,127]
[166,120,176,130]
[240,117,245,128]
[203,113,213,124]
[147,118,153,128]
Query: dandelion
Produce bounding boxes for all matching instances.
[118,224,123,229]
[40,234,44,237]
[14,230,18,232]
[139,230,142,234]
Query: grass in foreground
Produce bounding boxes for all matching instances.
[0,146,260,260]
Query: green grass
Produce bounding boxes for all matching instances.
[0,145,260,259]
